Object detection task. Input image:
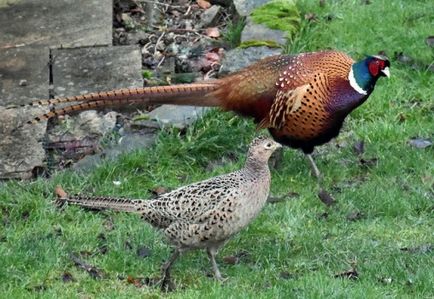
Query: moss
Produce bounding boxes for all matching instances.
[142,70,154,79]
[251,0,301,37]
[238,40,281,49]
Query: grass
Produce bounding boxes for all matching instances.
[1,0,433,297]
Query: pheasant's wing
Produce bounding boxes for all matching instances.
[141,173,240,226]
[257,72,331,130]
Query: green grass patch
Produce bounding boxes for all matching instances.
[1,0,433,298]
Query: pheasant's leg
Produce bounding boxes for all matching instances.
[306,154,322,182]
[207,248,225,281]
[158,249,180,290]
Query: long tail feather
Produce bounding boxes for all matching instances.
[21,82,222,126]
[55,186,144,214]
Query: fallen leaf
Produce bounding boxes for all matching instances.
[426,36,434,47]
[205,51,221,63]
[205,27,220,38]
[335,267,359,280]
[359,157,378,167]
[70,253,104,279]
[318,189,336,206]
[127,275,144,287]
[196,0,211,9]
[223,255,238,265]
[137,246,152,258]
[61,272,75,283]
[353,140,365,156]
[409,138,432,149]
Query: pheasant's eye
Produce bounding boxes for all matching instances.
[264,142,273,149]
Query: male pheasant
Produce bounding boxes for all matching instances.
[55,136,281,287]
[20,50,390,197]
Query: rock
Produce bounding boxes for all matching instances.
[0,106,47,179]
[199,5,221,28]
[48,111,118,139]
[0,0,112,48]
[73,132,157,172]
[147,105,210,130]
[233,0,272,16]
[219,46,282,75]
[51,45,142,98]
[241,17,287,46]
[127,30,150,45]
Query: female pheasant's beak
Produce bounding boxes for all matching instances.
[381,67,390,78]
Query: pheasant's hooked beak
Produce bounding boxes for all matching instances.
[381,67,390,78]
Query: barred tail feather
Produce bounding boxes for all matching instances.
[62,195,144,213]
[55,186,144,213]
[20,82,222,125]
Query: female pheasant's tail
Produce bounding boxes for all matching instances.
[54,185,144,214]
[17,82,222,126]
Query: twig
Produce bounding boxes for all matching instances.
[140,0,188,9]
[154,32,166,55]
[156,56,166,69]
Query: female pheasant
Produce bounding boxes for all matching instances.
[20,51,390,197]
[55,136,282,287]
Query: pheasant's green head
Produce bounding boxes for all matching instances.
[349,55,390,95]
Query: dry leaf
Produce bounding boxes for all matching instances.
[318,189,336,206]
[205,27,220,38]
[197,0,211,9]
[55,185,68,198]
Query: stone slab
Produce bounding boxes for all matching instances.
[147,105,210,130]
[0,105,48,179]
[219,46,282,75]
[52,45,143,97]
[0,46,50,106]
[0,0,112,48]
[241,17,287,46]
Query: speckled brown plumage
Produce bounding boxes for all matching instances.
[55,136,281,285]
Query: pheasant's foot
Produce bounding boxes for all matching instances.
[305,154,336,206]
[156,249,180,292]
